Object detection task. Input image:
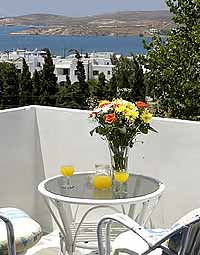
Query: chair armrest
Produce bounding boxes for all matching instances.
[154,215,200,246]
[0,214,16,255]
[97,213,156,247]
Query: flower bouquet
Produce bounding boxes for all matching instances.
[89,98,156,175]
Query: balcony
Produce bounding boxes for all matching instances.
[0,105,200,254]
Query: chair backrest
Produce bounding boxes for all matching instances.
[168,208,200,255]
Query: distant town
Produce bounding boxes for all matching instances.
[0,49,115,83]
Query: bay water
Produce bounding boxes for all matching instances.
[0,26,152,56]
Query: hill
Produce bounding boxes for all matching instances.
[0,11,174,36]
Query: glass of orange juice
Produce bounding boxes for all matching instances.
[93,164,112,190]
[114,170,129,194]
[60,165,75,189]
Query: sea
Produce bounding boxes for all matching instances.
[0,26,152,56]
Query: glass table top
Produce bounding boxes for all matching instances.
[44,173,160,201]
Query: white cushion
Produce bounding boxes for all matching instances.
[112,229,166,255]
[0,208,42,254]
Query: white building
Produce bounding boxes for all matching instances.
[53,52,114,83]
[0,49,115,83]
[0,49,46,73]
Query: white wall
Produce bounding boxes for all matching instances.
[0,106,200,230]
[35,106,110,178]
[0,107,52,231]
[0,107,35,211]
[134,118,200,227]
[35,106,200,227]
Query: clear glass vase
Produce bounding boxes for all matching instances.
[108,142,129,174]
[108,142,129,196]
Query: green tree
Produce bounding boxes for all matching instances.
[112,56,145,102]
[70,49,89,109]
[96,72,109,99]
[40,48,58,106]
[19,58,33,106]
[56,78,75,108]
[107,75,118,100]
[88,72,109,99]
[0,62,19,109]
[140,0,200,120]
[32,70,41,105]
[87,79,98,109]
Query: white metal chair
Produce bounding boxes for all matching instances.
[97,208,200,255]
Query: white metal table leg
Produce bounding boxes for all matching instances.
[43,197,73,255]
[56,200,73,255]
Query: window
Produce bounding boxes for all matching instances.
[107,71,111,75]
[93,70,99,76]
[106,62,110,65]
[63,68,70,75]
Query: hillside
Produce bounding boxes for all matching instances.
[0,11,174,36]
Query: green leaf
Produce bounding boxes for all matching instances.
[149,126,158,133]
[89,127,96,136]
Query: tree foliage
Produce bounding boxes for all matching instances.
[19,58,33,106]
[40,48,58,106]
[56,78,77,108]
[0,62,19,109]
[112,56,146,102]
[89,72,109,98]
[72,49,89,109]
[140,0,200,120]
[32,70,41,105]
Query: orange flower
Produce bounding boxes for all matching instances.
[135,101,148,109]
[99,100,111,108]
[105,113,116,124]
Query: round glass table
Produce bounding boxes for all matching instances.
[38,172,165,255]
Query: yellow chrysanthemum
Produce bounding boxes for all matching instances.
[115,101,136,113]
[113,98,123,105]
[98,100,111,108]
[124,102,135,110]
[115,104,127,113]
[125,110,139,121]
[140,111,152,124]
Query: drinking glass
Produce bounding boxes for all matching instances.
[114,170,129,194]
[60,165,75,189]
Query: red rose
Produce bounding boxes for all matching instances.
[105,113,116,124]
[135,101,148,109]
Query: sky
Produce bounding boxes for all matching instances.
[0,0,168,17]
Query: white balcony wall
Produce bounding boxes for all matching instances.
[134,118,200,227]
[36,106,200,228]
[0,106,71,232]
[0,106,200,231]
[0,107,35,210]
[0,107,52,232]
[35,106,110,177]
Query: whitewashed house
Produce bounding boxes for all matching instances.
[0,49,114,83]
[54,52,114,83]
